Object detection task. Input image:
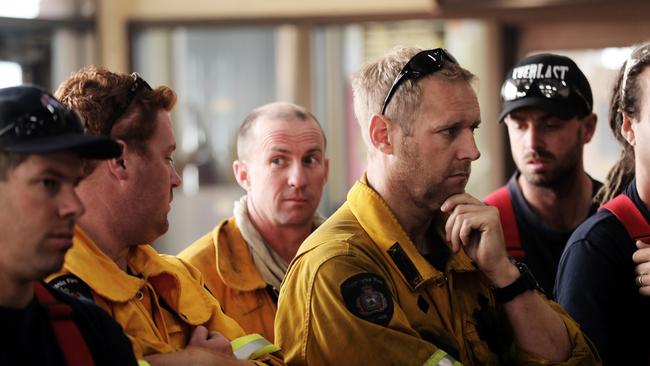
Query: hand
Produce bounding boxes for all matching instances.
[441,193,517,287]
[145,347,252,366]
[632,240,650,296]
[188,325,235,356]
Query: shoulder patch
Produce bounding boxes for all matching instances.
[49,274,95,302]
[340,273,393,326]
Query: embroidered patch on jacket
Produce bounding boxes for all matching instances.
[340,273,393,326]
[48,274,94,302]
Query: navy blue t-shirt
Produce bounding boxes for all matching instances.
[504,173,601,298]
[555,180,650,365]
[0,282,138,366]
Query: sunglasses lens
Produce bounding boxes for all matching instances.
[408,49,457,74]
[537,80,570,99]
[501,79,572,102]
[382,49,458,115]
[408,52,441,74]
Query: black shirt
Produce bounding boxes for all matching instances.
[504,172,601,298]
[555,180,650,365]
[0,282,138,366]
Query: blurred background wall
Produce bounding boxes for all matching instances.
[3,0,649,253]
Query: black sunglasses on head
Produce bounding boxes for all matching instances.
[501,78,592,112]
[381,48,458,116]
[107,72,153,131]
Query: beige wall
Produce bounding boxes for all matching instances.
[97,0,435,71]
[128,0,433,19]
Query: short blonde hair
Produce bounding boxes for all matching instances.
[351,46,475,146]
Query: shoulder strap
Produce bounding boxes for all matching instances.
[33,282,95,366]
[601,194,650,240]
[484,186,525,259]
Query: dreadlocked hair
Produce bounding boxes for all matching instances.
[595,42,650,204]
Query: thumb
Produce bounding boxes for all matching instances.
[190,325,209,344]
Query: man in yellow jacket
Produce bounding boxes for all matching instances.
[47,66,282,366]
[179,102,329,342]
[275,47,600,365]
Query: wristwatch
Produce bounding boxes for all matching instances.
[492,260,542,303]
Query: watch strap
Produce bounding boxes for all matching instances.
[492,261,541,303]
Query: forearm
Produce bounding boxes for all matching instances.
[487,261,571,362]
[503,291,571,362]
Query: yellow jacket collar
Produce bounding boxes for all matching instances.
[347,175,476,290]
[69,227,214,324]
[66,226,144,302]
[129,247,215,325]
[213,217,267,291]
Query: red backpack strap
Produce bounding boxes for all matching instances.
[601,194,650,241]
[33,282,95,366]
[484,186,525,259]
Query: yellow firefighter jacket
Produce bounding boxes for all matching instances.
[48,227,282,364]
[178,217,277,342]
[275,176,599,366]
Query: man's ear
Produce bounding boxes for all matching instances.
[107,140,129,180]
[233,160,250,191]
[581,113,597,144]
[368,114,395,154]
[323,158,330,185]
[621,111,636,147]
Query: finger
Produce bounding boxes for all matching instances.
[632,247,650,264]
[640,285,650,297]
[459,221,480,260]
[205,332,234,355]
[459,218,476,248]
[441,193,481,213]
[445,205,459,243]
[635,263,650,276]
[450,211,467,253]
[207,331,228,342]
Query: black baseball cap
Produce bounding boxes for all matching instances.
[499,53,593,122]
[0,85,120,159]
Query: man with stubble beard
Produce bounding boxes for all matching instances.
[484,53,600,298]
[275,47,598,365]
[46,67,283,366]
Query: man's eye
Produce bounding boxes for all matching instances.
[271,157,285,165]
[303,156,318,165]
[442,127,460,137]
[40,179,60,192]
[543,121,561,130]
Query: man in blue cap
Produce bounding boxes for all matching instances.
[0,85,138,365]
[484,53,600,298]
